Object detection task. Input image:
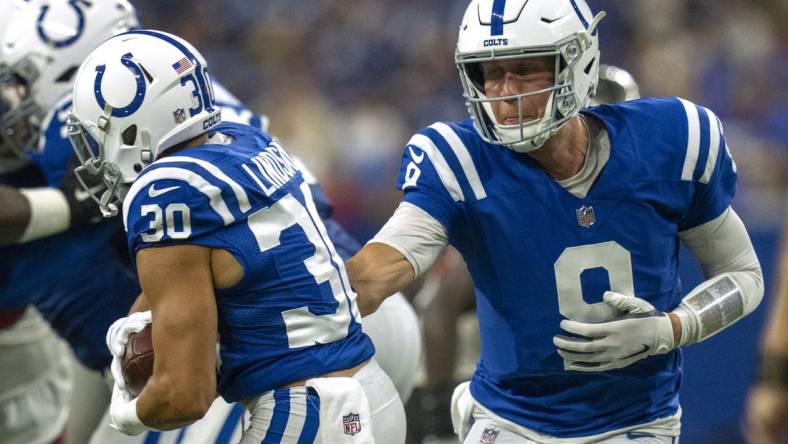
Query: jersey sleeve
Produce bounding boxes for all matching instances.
[28,97,76,187]
[123,170,234,256]
[395,128,463,234]
[678,102,738,230]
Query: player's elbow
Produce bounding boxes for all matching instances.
[143,374,215,428]
[171,393,213,423]
[742,265,765,317]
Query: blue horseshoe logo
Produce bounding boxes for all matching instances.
[94,52,147,117]
[37,0,85,48]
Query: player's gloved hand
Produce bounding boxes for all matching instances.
[61,156,105,226]
[109,382,147,435]
[553,291,675,372]
[106,310,152,393]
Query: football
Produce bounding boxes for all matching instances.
[121,323,154,398]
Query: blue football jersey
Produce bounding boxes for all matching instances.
[396,97,736,437]
[124,122,374,402]
[0,95,140,370]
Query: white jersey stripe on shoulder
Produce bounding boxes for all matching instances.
[156,156,252,213]
[700,107,721,184]
[123,166,236,230]
[679,98,700,182]
[407,134,465,202]
[290,155,318,185]
[429,122,487,200]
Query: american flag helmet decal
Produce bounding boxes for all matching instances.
[172,57,193,74]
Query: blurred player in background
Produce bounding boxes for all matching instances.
[69,29,405,442]
[0,2,140,443]
[408,62,644,443]
[348,0,764,442]
[745,228,788,444]
[0,1,419,443]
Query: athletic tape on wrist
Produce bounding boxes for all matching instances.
[19,188,70,243]
[673,275,744,346]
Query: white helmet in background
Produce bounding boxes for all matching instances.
[590,64,640,105]
[0,1,27,36]
[69,30,221,216]
[0,0,139,160]
[456,0,605,152]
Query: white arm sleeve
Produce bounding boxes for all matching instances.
[674,207,764,345]
[369,202,449,277]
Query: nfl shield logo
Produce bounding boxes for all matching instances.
[576,205,595,228]
[480,426,500,443]
[173,108,186,124]
[343,413,361,436]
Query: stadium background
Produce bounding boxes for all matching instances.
[128,1,786,442]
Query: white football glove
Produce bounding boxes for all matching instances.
[108,382,147,435]
[106,310,152,393]
[553,291,675,372]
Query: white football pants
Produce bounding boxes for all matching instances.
[241,359,405,444]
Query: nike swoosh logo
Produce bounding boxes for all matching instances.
[622,344,650,360]
[148,184,180,198]
[74,184,105,202]
[408,146,425,163]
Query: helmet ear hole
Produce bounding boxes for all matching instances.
[121,124,137,145]
[466,63,485,92]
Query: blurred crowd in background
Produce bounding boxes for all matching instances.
[133,0,787,242]
[130,1,786,442]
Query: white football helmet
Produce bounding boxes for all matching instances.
[590,64,640,105]
[69,30,221,216]
[456,0,605,152]
[0,0,139,161]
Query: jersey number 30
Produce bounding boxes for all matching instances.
[248,182,357,348]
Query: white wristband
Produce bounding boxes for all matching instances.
[110,397,149,436]
[18,188,70,243]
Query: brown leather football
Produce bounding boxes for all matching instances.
[121,323,154,398]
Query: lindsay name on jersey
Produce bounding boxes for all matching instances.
[242,139,300,197]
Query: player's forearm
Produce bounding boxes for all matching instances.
[676,207,764,346]
[347,242,415,316]
[135,246,218,429]
[136,370,215,430]
[129,293,151,313]
[0,186,88,245]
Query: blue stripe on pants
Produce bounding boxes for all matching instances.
[261,389,291,444]
[297,388,320,444]
[216,403,245,444]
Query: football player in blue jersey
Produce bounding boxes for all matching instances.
[68,30,406,443]
[347,0,765,442]
[409,62,645,442]
[2,2,418,443]
[0,2,140,443]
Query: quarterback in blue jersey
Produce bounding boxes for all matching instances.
[69,30,405,443]
[348,0,765,442]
